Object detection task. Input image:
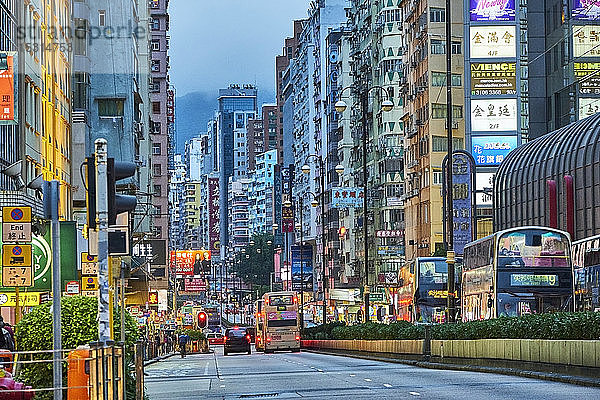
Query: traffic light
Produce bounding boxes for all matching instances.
[198,311,207,329]
[85,157,97,229]
[107,158,137,226]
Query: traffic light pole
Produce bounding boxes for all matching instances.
[95,138,111,342]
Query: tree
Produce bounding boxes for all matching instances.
[230,232,274,288]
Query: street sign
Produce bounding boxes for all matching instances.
[81,252,98,275]
[0,291,41,306]
[2,223,32,242]
[2,244,32,267]
[2,266,33,287]
[2,206,32,223]
[81,276,98,291]
[368,292,384,302]
[81,290,97,297]
[66,280,80,295]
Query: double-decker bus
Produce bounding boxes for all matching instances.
[254,299,265,351]
[397,257,460,323]
[462,227,573,321]
[261,291,300,353]
[572,235,600,312]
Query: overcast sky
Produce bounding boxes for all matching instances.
[169,0,310,98]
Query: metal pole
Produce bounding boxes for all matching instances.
[48,180,62,400]
[445,0,456,323]
[320,158,327,324]
[96,138,111,341]
[120,260,126,342]
[362,92,370,322]
[299,198,304,328]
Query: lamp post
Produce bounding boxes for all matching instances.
[335,86,393,322]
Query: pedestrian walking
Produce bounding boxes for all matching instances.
[0,317,14,352]
[178,332,189,358]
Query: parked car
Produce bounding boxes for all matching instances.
[223,327,251,355]
[206,332,224,345]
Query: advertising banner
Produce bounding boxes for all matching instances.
[331,187,364,208]
[449,152,475,256]
[0,53,15,122]
[578,98,600,120]
[0,291,42,307]
[291,245,313,291]
[470,99,517,132]
[470,26,516,58]
[208,178,220,253]
[470,63,517,96]
[476,172,494,206]
[183,277,207,292]
[377,245,405,257]
[470,0,516,21]
[573,25,600,57]
[574,62,600,95]
[174,250,211,276]
[0,221,77,291]
[471,135,518,166]
[132,239,167,265]
[572,0,600,20]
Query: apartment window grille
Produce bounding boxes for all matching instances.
[430,7,445,22]
[152,143,161,155]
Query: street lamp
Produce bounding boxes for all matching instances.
[336,85,393,323]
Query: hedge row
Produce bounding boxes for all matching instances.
[302,312,600,341]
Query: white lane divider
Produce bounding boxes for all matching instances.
[364,378,372,382]
[317,369,323,372]
[409,392,421,396]
[383,384,392,388]
[349,374,355,377]
[204,362,209,376]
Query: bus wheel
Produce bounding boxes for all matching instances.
[291,348,300,353]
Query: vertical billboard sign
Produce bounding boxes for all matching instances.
[281,167,294,233]
[291,245,313,291]
[444,152,475,256]
[208,178,220,253]
[470,0,516,21]
[0,53,15,122]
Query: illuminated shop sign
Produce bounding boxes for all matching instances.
[573,25,600,57]
[471,135,518,166]
[470,99,517,132]
[510,274,559,287]
[578,98,600,120]
[470,63,517,96]
[470,26,516,58]
[572,0,600,21]
[470,0,516,21]
[574,62,600,95]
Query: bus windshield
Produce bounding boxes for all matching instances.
[498,229,569,268]
[269,294,294,306]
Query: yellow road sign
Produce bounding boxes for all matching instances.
[2,266,33,287]
[0,291,41,306]
[2,244,32,267]
[81,252,97,263]
[81,276,99,291]
[2,206,32,223]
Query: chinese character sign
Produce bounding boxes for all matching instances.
[470,0,516,21]
[174,250,210,276]
[578,98,600,120]
[572,0,600,20]
[470,63,517,96]
[471,99,517,132]
[573,25,600,57]
[331,188,365,208]
[449,153,475,256]
[208,178,220,252]
[0,54,15,122]
[470,26,516,58]
[471,135,518,166]
[574,63,600,95]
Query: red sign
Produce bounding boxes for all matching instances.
[208,178,220,252]
[148,291,159,305]
[0,54,15,121]
[174,250,211,275]
[184,277,207,292]
[282,205,294,233]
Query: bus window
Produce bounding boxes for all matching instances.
[269,294,294,306]
[499,230,569,268]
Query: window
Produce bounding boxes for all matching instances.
[152,102,161,114]
[151,60,160,72]
[150,78,160,92]
[154,205,162,216]
[431,39,445,54]
[152,121,161,134]
[150,17,160,30]
[153,226,162,237]
[152,143,161,155]
[98,10,106,27]
[431,103,463,119]
[452,41,462,54]
[430,7,445,22]
[432,136,465,152]
[151,40,160,51]
[98,99,124,117]
[154,184,162,197]
[433,171,443,185]
[431,72,462,87]
[73,19,87,56]
[73,73,89,110]
[153,164,162,176]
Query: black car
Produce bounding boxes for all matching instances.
[223,327,251,355]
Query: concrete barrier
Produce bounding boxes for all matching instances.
[302,338,600,368]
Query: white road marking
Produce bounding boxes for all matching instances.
[204,362,209,376]
[409,392,421,396]
[350,374,355,377]
[317,369,323,372]
[220,385,225,388]
[364,378,372,382]
[383,384,392,388]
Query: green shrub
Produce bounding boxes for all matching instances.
[15,296,139,400]
[302,312,600,341]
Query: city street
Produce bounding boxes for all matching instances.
[145,347,600,400]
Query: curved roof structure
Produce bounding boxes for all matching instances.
[494,112,600,241]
